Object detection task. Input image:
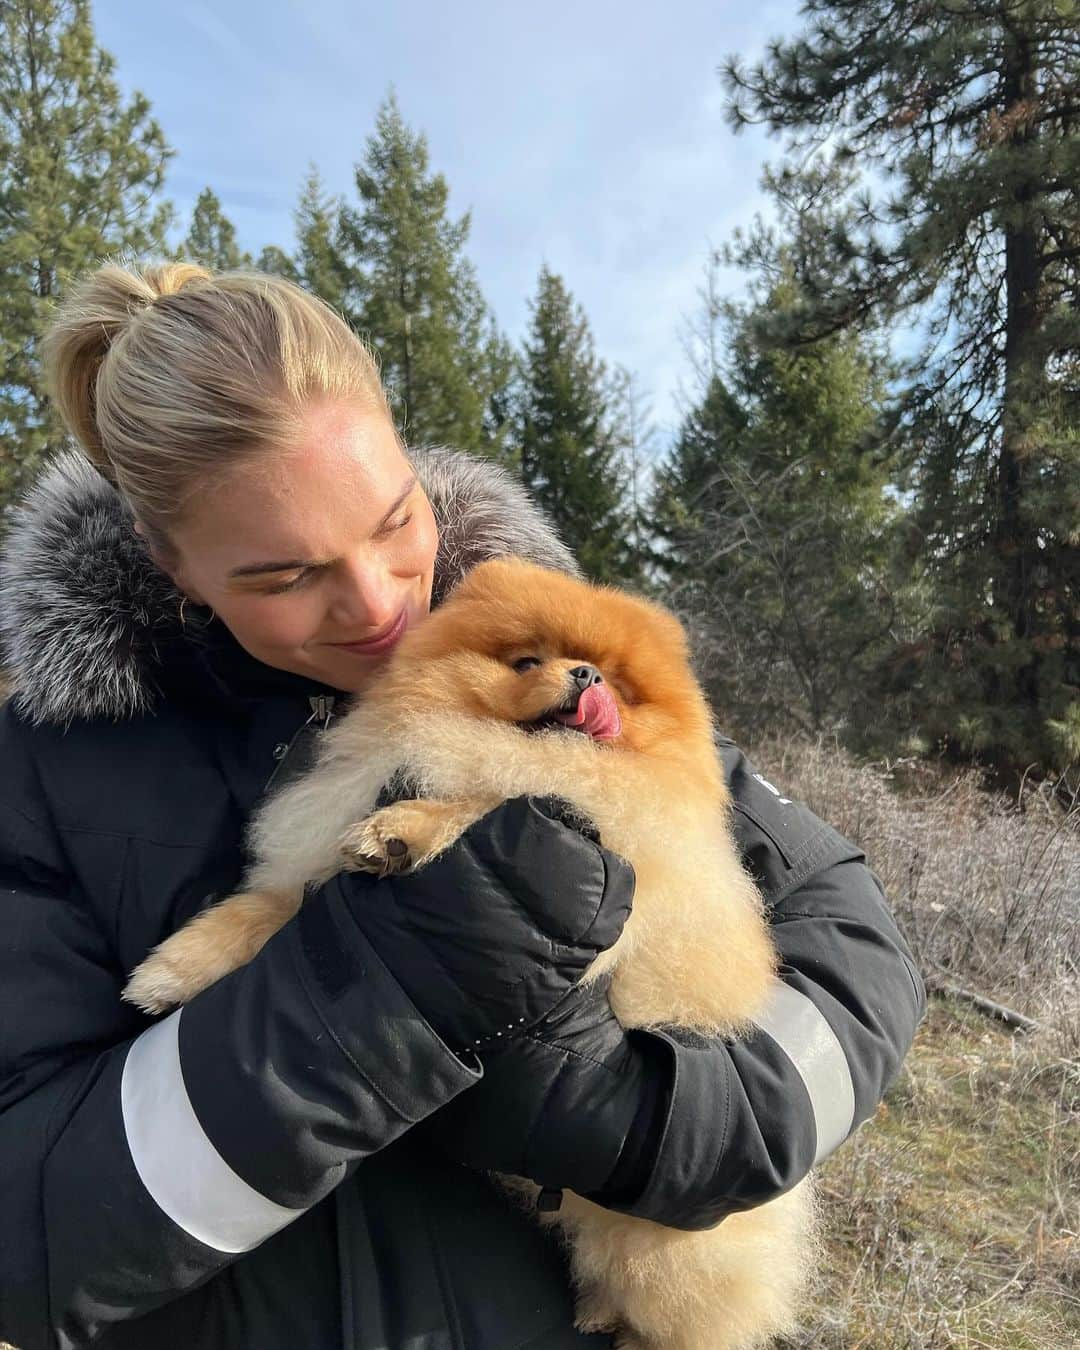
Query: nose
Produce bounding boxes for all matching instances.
[568,664,604,694]
[329,556,400,632]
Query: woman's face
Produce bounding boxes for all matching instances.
[160,400,438,692]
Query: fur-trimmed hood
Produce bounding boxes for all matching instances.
[0,446,580,727]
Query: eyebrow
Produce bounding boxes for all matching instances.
[227,475,418,578]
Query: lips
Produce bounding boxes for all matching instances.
[552,683,622,740]
[332,608,408,655]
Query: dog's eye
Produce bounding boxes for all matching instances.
[512,656,542,673]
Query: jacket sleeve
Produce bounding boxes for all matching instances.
[0,718,479,1350]
[615,737,926,1231]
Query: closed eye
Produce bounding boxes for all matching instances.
[263,569,315,595]
[378,511,413,538]
[260,514,413,596]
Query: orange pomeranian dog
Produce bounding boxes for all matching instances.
[124,557,815,1350]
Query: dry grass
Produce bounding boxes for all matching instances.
[751,735,1080,1349]
[779,1003,1080,1348]
[755,734,1080,1055]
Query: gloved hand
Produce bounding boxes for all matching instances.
[421,969,674,1201]
[327,795,635,1057]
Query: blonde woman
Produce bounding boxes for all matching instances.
[0,263,924,1350]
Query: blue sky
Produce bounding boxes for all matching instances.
[95,0,805,446]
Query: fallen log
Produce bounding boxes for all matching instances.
[928,978,1041,1034]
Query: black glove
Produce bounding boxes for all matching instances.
[423,970,674,1201]
[328,795,635,1056]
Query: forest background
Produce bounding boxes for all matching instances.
[1,4,1078,1344]
[3,0,1078,788]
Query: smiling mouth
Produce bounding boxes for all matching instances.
[331,608,408,652]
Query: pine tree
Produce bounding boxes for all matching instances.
[653,252,752,589]
[292,165,350,313]
[181,188,251,271]
[609,367,659,583]
[255,244,299,280]
[251,170,348,303]
[650,372,748,587]
[724,0,1080,778]
[720,281,898,736]
[480,319,519,468]
[518,266,634,583]
[338,92,492,452]
[0,0,172,510]
[657,266,900,738]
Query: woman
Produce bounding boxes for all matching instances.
[0,263,925,1350]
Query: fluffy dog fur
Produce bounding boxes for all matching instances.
[124,558,815,1349]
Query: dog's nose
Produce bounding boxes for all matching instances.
[568,664,604,693]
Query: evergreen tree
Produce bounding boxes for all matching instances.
[609,366,659,583]
[480,319,519,468]
[255,244,299,280]
[724,0,1080,778]
[339,92,492,451]
[657,266,900,738]
[0,0,172,510]
[292,165,350,312]
[650,372,747,587]
[251,171,348,302]
[181,188,251,271]
[654,252,752,588]
[518,265,634,583]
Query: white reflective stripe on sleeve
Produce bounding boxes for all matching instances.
[750,981,856,1165]
[120,1009,304,1253]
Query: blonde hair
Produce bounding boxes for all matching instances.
[41,260,390,549]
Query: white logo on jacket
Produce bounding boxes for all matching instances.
[752,773,792,805]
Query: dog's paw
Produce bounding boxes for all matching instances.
[575,1309,639,1350]
[123,947,199,1014]
[609,1334,643,1350]
[340,811,414,878]
[121,890,298,1015]
[573,1306,624,1341]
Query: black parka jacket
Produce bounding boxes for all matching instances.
[0,448,926,1350]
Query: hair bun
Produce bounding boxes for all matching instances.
[143,261,212,302]
[41,260,212,474]
[34,260,387,541]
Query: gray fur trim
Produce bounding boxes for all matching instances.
[0,453,180,727]
[0,445,579,726]
[414,445,580,606]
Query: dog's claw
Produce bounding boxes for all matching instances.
[341,833,412,877]
[380,839,412,875]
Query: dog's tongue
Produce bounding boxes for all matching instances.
[554,683,622,740]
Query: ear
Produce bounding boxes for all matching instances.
[133,520,207,606]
